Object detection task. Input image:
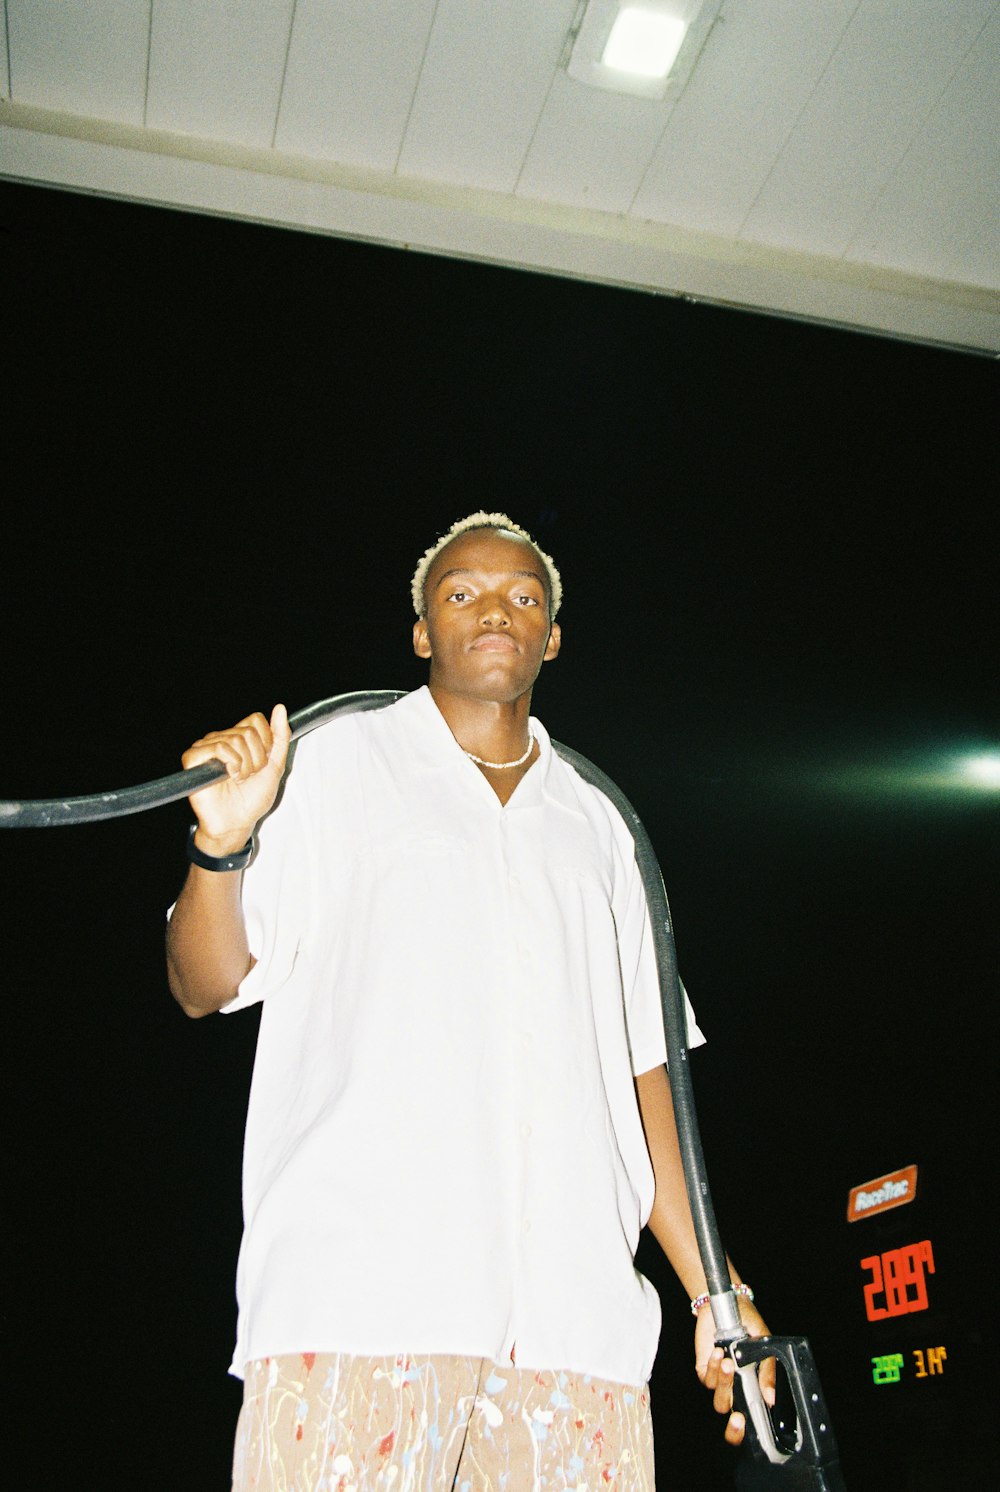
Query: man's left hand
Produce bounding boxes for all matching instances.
[695,1298,775,1446]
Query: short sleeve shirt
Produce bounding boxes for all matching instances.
[222,687,704,1386]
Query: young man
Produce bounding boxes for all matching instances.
[167,513,771,1490]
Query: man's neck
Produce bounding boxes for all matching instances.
[428,682,535,765]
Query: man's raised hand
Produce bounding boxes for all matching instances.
[181,705,291,854]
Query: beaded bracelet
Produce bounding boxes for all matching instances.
[690,1282,754,1316]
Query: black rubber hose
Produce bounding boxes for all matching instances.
[0,689,736,1313]
[2,688,843,1479]
[0,691,404,828]
[556,742,737,1320]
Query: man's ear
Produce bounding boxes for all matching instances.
[543,621,561,662]
[413,618,432,659]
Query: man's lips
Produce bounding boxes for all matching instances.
[470,635,517,652]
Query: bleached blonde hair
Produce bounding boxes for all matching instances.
[411,512,563,619]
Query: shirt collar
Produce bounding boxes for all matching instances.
[391,686,584,816]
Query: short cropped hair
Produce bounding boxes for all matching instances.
[411,512,563,619]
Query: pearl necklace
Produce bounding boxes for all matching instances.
[465,732,535,770]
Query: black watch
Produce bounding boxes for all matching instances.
[186,825,255,872]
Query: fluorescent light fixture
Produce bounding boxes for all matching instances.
[567,1,723,101]
[602,9,687,79]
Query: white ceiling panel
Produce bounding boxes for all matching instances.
[1,0,997,352]
[275,0,437,169]
[3,105,998,350]
[398,0,575,192]
[632,0,857,234]
[146,0,295,147]
[845,9,1000,287]
[741,0,998,255]
[6,0,149,124]
[516,70,672,214]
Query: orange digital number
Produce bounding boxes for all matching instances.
[861,1240,934,1321]
[861,1254,889,1320]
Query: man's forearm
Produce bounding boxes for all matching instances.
[166,862,254,1018]
[635,1063,744,1298]
[636,1064,772,1440]
[166,704,290,1015]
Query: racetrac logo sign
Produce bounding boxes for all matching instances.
[847,1164,918,1223]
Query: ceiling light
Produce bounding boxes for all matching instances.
[567,1,723,101]
[602,9,687,79]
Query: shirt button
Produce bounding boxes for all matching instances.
[523,1218,532,1234]
[522,1123,533,1138]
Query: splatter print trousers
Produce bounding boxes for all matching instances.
[232,1352,655,1492]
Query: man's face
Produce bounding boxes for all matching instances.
[413,528,561,703]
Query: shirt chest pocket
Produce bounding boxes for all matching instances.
[364,828,470,913]
[508,809,613,896]
[361,804,613,913]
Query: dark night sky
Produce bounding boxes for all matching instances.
[2,178,997,1490]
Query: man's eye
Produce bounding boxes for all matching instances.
[447,590,470,603]
[515,594,539,606]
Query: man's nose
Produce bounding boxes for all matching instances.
[478,593,511,626]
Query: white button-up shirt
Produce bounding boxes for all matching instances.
[223,687,704,1385]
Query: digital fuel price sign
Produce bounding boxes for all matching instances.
[871,1347,947,1386]
[847,1166,950,1396]
[860,1239,935,1321]
[842,1157,978,1485]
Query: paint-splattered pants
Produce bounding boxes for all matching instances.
[232,1352,655,1491]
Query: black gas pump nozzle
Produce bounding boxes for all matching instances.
[723,1329,846,1490]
